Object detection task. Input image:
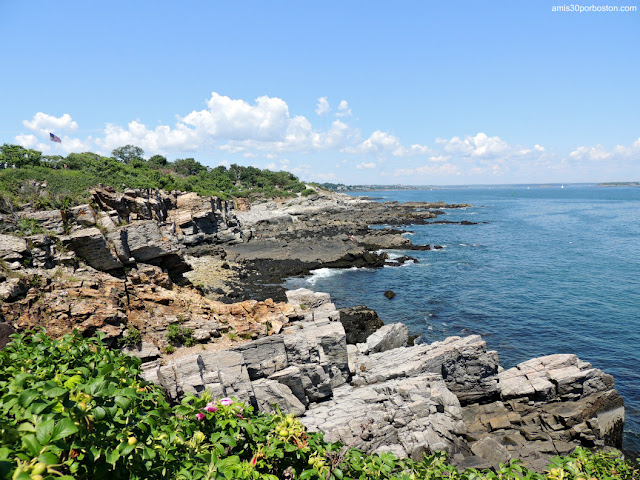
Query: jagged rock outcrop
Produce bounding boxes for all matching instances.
[0,263,303,346]
[139,290,624,472]
[91,186,241,247]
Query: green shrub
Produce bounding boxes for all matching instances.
[166,324,195,347]
[301,188,316,197]
[17,218,43,236]
[119,328,142,349]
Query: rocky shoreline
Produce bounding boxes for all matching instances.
[0,185,628,471]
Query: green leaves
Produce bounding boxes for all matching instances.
[50,418,79,442]
[35,418,55,444]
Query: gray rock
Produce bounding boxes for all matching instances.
[0,234,29,262]
[285,288,331,309]
[62,227,122,271]
[232,335,288,379]
[353,335,499,405]
[0,277,29,301]
[302,373,466,458]
[68,204,96,227]
[362,323,409,354]
[470,437,511,469]
[19,210,66,234]
[123,221,190,274]
[253,378,306,416]
[200,350,255,404]
[122,341,160,361]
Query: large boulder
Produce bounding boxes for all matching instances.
[302,373,468,460]
[123,221,189,274]
[0,234,29,263]
[62,227,122,271]
[359,322,409,354]
[353,335,500,405]
[338,305,384,344]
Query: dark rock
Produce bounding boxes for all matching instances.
[384,290,396,299]
[338,306,384,344]
[0,323,16,350]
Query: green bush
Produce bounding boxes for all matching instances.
[119,328,142,349]
[166,324,195,347]
[0,332,638,480]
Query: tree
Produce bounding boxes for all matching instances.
[111,145,144,164]
[148,154,168,169]
[173,158,206,176]
[0,144,42,167]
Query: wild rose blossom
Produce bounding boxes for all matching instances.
[220,397,233,406]
[204,402,218,413]
[195,412,205,421]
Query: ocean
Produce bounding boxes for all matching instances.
[284,185,640,451]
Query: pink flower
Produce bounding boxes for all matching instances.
[220,397,233,406]
[204,403,218,413]
[196,412,205,421]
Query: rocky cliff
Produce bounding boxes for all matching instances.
[0,187,627,472]
[140,288,625,472]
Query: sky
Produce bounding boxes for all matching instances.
[1,0,639,185]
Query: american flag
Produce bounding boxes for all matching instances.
[49,132,61,143]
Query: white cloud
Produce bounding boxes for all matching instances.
[264,162,277,170]
[569,138,640,163]
[335,100,352,117]
[18,93,639,184]
[23,113,78,136]
[95,121,197,154]
[356,162,377,169]
[352,130,429,158]
[315,97,330,116]
[14,134,41,149]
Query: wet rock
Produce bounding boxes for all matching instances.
[338,305,384,344]
[384,290,396,299]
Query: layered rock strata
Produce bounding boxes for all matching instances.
[141,289,624,472]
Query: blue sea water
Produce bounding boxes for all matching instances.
[284,185,640,451]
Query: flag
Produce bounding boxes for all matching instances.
[49,132,61,143]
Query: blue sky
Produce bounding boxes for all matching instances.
[1,1,639,184]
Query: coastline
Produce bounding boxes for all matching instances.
[0,185,635,470]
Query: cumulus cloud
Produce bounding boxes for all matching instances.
[315,97,330,116]
[336,100,352,117]
[569,138,640,163]
[23,112,78,136]
[351,130,429,158]
[18,93,638,184]
[95,121,197,153]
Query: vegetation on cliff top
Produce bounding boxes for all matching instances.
[1,331,638,480]
[0,144,309,212]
